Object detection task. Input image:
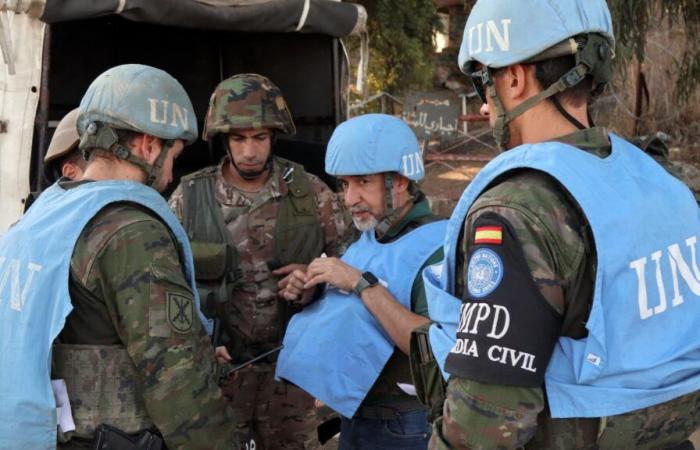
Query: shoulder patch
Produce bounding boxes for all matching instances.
[467,248,504,298]
[166,292,194,333]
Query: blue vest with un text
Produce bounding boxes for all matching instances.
[276,220,447,418]
[426,133,700,418]
[0,181,208,449]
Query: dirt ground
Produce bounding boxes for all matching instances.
[422,158,486,218]
[420,132,495,217]
[420,141,700,218]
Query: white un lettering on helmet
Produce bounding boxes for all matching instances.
[148,98,190,131]
[401,151,424,178]
[467,19,511,56]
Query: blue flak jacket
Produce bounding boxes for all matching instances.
[276,220,447,419]
[426,133,700,418]
[0,180,206,449]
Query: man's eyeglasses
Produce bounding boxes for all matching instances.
[469,68,492,104]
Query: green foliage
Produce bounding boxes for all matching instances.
[608,0,700,100]
[347,0,698,101]
[348,0,442,94]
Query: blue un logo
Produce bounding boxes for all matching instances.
[467,248,504,298]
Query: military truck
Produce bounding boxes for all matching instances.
[0,0,367,231]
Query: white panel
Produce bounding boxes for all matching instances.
[0,13,44,232]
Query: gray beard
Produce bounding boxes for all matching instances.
[352,215,379,232]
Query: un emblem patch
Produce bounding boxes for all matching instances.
[167,292,193,333]
[467,248,504,298]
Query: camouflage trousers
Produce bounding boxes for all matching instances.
[431,377,700,450]
[221,364,320,450]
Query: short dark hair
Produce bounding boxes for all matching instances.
[57,148,87,170]
[115,128,142,148]
[87,148,117,162]
[533,55,593,107]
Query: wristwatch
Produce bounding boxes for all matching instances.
[353,271,379,297]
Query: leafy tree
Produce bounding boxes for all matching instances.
[346,0,698,105]
[347,0,442,95]
[589,0,699,99]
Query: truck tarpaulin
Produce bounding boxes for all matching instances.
[40,0,366,37]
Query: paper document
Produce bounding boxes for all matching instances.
[397,382,417,396]
[52,379,76,433]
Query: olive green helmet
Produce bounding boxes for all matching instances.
[44,108,80,164]
[202,73,296,142]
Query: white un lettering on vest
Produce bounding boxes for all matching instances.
[444,214,561,387]
[630,235,700,320]
[0,256,43,312]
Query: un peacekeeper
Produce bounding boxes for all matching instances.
[0,64,238,450]
[45,108,86,182]
[275,113,446,449]
[169,73,345,449]
[422,1,700,449]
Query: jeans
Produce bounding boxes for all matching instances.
[339,409,431,450]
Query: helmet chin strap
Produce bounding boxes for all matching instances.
[487,62,590,150]
[374,174,396,236]
[145,139,174,188]
[79,123,170,189]
[374,174,415,237]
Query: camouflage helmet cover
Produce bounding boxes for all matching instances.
[44,108,80,163]
[202,73,296,141]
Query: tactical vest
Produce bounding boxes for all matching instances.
[0,180,204,449]
[426,133,700,418]
[180,157,324,359]
[53,344,153,438]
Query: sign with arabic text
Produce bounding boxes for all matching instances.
[402,91,467,141]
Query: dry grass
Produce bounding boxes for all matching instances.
[593,20,700,165]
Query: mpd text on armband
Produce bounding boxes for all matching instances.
[451,301,538,374]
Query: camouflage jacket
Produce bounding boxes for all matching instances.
[59,181,237,450]
[169,156,345,351]
[436,127,700,450]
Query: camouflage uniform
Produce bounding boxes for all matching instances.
[432,127,700,450]
[169,156,345,449]
[57,181,237,450]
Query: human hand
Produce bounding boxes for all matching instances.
[304,257,361,292]
[273,264,308,290]
[215,345,232,364]
[273,264,311,302]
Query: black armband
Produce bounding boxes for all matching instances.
[445,213,562,387]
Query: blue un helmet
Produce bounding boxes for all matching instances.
[458,0,615,149]
[326,113,424,233]
[326,113,424,181]
[77,64,198,187]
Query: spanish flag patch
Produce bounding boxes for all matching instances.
[474,226,502,245]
